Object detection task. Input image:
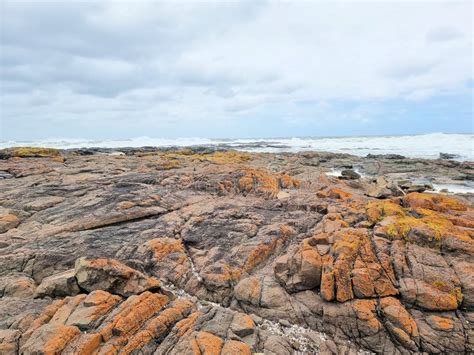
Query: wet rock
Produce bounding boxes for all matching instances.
[339,169,361,180]
[367,153,406,160]
[439,152,460,160]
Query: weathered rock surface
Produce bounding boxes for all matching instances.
[0,148,473,354]
[74,257,160,297]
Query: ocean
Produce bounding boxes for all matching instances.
[1,133,473,161]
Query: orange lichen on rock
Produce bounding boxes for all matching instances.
[116,201,136,210]
[21,298,67,342]
[426,315,454,331]
[399,278,461,311]
[328,188,353,200]
[176,311,203,337]
[195,331,224,355]
[66,291,121,329]
[99,292,169,342]
[20,324,81,354]
[237,168,300,197]
[320,255,336,301]
[7,147,62,158]
[0,213,20,233]
[221,340,252,355]
[380,297,418,338]
[403,192,467,212]
[280,174,301,189]
[145,238,186,262]
[369,195,473,252]
[366,200,405,223]
[150,150,252,165]
[352,300,382,334]
[322,228,398,302]
[62,333,102,355]
[75,257,161,297]
[234,276,262,306]
[120,299,194,354]
[244,225,294,272]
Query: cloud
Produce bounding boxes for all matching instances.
[0,0,472,140]
[426,26,463,42]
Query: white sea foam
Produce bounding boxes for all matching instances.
[1,133,473,161]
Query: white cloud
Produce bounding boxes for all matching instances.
[0,0,472,139]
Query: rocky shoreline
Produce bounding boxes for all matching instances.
[0,147,473,354]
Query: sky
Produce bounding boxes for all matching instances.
[0,0,473,141]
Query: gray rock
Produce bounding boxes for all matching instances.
[339,169,361,180]
[35,269,80,298]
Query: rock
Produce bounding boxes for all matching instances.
[439,152,460,160]
[35,269,81,298]
[0,329,20,354]
[263,335,293,354]
[74,257,160,297]
[0,149,473,354]
[195,331,224,354]
[24,196,65,211]
[0,171,14,179]
[366,176,400,198]
[367,153,406,160]
[380,297,419,350]
[0,274,36,298]
[0,147,62,159]
[230,313,255,337]
[65,290,121,329]
[339,169,361,180]
[20,323,80,354]
[274,238,322,292]
[0,214,20,233]
[222,340,252,355]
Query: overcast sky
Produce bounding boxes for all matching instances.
[1,0,472,140]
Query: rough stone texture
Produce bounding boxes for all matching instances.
[0,148,473,354]
[35,269,80,298]
[74,257,160,297]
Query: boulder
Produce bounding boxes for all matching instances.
[35,269,81,298]
[339,169,361,180]
[74,257,160,297]
[366,176,400,198]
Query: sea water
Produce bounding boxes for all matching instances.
[1,133,473,161]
